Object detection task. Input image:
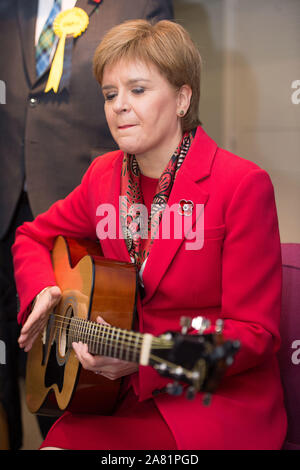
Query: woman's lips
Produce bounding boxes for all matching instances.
[118,124,136,129]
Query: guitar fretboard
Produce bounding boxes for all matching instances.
[68,317,145,363]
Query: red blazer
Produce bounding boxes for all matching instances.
[12,126,287,449]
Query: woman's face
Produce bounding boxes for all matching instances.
[102,59,187,166]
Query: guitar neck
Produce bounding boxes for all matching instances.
[67,316,172,366]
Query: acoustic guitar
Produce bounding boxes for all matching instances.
[25,236,240,417]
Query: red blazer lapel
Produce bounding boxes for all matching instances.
[141,126,218,304]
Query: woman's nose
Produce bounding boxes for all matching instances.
[112,92,130,113]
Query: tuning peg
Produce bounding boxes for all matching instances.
[185,386,196,400]
[166,381,183,396]
[154,363,168,374]
[180,316,192,334]
[226,356,234,366]
[173,366,184,377]
[232,339,241,351]
[191,316,211,334]
[215,319,224,334]
[224,340,241,366]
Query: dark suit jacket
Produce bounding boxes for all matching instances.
[0,0,173,239]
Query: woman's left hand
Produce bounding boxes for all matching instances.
[72,316,139,380]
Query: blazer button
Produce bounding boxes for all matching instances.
[29,97,38,107]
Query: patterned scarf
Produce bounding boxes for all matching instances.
[120,132,193,269]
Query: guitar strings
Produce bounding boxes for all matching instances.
[51,312,171,346]
[45,312,186,368]
[52,313,142,344]
[51,317,172,361]
[44,316,196,373]
[50,314,173,350]
[41,316,206,383]
[53,321,172,352]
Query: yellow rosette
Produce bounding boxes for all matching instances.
[45,7,89,93]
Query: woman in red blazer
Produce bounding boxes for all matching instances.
[12,20,287,450]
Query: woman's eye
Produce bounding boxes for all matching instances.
[132,87,144,95]
[104,93,117,101]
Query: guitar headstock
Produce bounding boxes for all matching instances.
[150,316,240,404]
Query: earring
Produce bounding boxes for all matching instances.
[179,110,185,117]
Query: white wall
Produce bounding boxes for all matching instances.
[174,0,300,242]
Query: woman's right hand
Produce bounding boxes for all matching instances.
[18,286,62,352]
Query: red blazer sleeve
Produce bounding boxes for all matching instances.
[221,168,282,376]
[12,159,98,325]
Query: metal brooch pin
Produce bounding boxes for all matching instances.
[178,199,194,216]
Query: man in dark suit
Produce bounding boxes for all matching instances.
[0,0,173,449]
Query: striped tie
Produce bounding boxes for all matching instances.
[36,0,62,79]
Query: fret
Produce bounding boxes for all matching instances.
[89,320,97,354]
[109,325,115,357]
[114,328,121,359]
[98,323,103,355]
[123,329,129,361]
[101,323,108,356]
[112,328,120,358]
[84,318,89,346]
[102,323,108,356]
[97,323,103,355]
[76,317,82,343]
[125,331,132,362]
[67,317,147,365]
[119,328,125,361]
[87,320,92,345]
[124,330,129,362]
[134,332,141,363]
[75,318,79,342]
[78,318,83,341]
[94,322,101,354]
[90,321,97,353]
[76,317,81,342]
[131,331,136,362]
[79,318,85,343]
[86,320,92,352]
[83,317,88,344]
[103,324,109,357]
[108,324,114,358]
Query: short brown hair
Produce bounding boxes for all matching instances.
[93,19,202,132]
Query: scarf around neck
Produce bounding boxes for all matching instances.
[120,131,194,270]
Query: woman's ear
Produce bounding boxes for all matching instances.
[176,84,192,117]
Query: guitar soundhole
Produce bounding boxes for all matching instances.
[44,306,74,392]
[57,306,73,364]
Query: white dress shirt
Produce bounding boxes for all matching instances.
[35,0,77,45]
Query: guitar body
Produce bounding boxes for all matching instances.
[25,236,137,416]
